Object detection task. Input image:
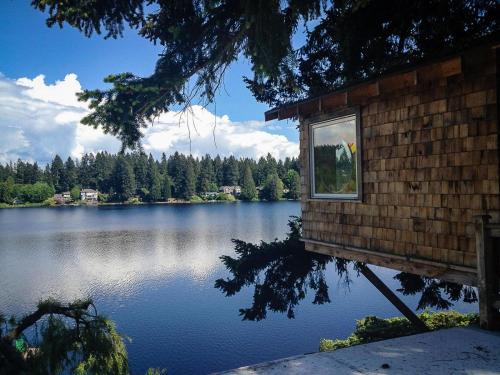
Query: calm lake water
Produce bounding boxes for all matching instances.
[0,202,477,374]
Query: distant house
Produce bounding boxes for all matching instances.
[53,194,64,204]
[219,186,241,195]
[54,192,71,204]
[81,189,98,201]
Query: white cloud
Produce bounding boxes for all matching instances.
[0,73,119,164]
[0,73,298,164]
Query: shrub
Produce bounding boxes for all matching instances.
[189,195,204,203]
[319,310,478,352]
[43,197,57,206]
[216,193,236,202]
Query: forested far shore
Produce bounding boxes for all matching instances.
[0,152,300,206]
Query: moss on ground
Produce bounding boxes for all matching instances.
[319,310,478,352]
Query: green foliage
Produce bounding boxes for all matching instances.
[127,197,141,205]
[30,1,498,149]
[0,177,15,204]
[216,193,236,202]
[284,169,300,199]
[261,173,283,201]
[222,156,240,186]
[240,166,257,201]
[16,182,55,203]
[1,153,300,205]
[189,195,204,203]
[50,155,65,192]
[43,197,57,207]
[111,156,136,202]
[319,311,479,352]
[70,186,81,201]
[197,155,216,193]
[98,192,110,203]
[0,299,129,375]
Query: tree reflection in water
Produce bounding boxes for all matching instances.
[215,217,477,320]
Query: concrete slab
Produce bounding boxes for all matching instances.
[214,327,500,375]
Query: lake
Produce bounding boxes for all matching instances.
[0,202,477,374]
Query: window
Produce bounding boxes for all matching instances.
[310,113,361,199]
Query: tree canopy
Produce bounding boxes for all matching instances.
[30,0,499,149]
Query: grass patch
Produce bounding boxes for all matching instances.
[319,310,478,352]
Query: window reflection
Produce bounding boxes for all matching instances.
[312,115,358,197]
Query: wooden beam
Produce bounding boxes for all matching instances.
[359,264,428,331]
[475,215,500,330]
[303,239,477,286]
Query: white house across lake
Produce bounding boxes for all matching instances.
[80,189,98,201]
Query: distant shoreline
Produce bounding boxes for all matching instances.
[0,199,298,209]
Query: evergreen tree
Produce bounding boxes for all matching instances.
[95,152,113,192]
[240,166,257,201]
[223,156,239,186]
[175,157,196,199]
[161,174,172,200]
[213,155,223,187]
[262,173,284,201]
[79,153,97,188]
[168,152,183,197]
[160,153,168,176]
[277,159,286,180]
[256,156,267,186]
[197,154,215,192]
[265,153,278,177]
[285,169,301,200]
[111,156,135,201]
[146,154,162,201]
[63,157,78,191]
[0,176,15,204]
[133,152,149,193]
[50,155,65,192]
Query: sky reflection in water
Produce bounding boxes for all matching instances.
[0,202,477,375]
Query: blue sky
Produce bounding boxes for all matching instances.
[0,1,299,163]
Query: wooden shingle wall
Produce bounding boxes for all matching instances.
[300,45,498,283]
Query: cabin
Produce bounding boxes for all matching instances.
[80,189,98,201]
[265,38,500,329]
[62,191,71,201]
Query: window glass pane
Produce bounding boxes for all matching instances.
[312,116,357,196]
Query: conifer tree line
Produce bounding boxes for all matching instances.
[0,152,300,204]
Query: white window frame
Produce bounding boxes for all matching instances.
[309,111,362,200]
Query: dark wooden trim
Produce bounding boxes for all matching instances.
[303,238,477,286]
[475,215,500,330]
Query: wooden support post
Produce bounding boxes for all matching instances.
[474,215,500,330]
[359,264,428,332]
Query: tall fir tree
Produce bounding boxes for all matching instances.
[197,154,216,192]
[240,165,258,201]
[146,154,162,201]
[285,169,301,200]
[223,156,239,186]
[111,156,136,201]
[50,155,65,192]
